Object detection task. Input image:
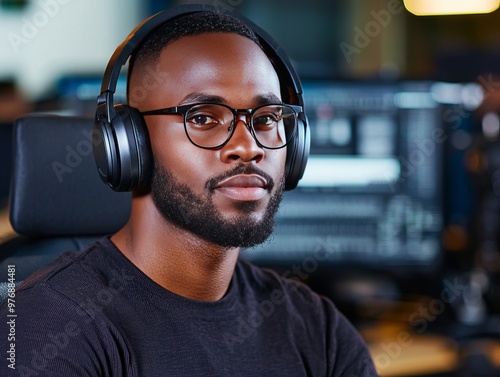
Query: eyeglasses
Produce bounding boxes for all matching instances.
[140,102,302,149]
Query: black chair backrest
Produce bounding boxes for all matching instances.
[0,115,131,299]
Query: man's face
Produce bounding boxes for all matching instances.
[131,33,287,248]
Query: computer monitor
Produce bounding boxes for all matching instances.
[241,80,480,275]
[56,75,127,117]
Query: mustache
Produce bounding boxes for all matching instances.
[205,164,275,192]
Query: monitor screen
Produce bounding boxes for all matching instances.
[241,80,480,269]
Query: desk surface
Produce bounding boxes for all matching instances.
[365,321,500,376]
[368,330,459,376]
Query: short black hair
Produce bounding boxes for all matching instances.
[127,11,263,100]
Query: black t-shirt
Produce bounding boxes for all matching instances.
[0,238,378,376]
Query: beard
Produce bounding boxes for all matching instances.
[150,161,285,248]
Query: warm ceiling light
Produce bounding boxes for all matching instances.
[404,0,500,15]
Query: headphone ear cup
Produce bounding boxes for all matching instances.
[126,106,152,190]
[285,117,310,191]
[93,115,120,189]
[93,105,151,191]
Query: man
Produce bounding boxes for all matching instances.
[0,6,378,376]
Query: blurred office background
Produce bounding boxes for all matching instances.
[3,0,500,375]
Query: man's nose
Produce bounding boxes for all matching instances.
[219,118,264,163]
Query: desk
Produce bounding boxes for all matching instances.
[364,320,500,376]
[365,323,459,376]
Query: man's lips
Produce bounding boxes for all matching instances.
[215,174,269,201]
[217,174,268,188]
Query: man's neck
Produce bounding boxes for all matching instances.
[111,196,240,302]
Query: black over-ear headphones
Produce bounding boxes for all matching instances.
[93,3,310,192]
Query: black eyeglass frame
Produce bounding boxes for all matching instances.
[140,102,303,150]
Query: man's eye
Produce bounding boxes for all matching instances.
[187,114,218,126]
[254,114,280,127]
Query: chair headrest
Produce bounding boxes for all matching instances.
[9,115,131,236]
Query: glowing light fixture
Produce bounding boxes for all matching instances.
[404,0,500,15]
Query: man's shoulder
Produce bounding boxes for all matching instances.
[10,237,118,309]
[236,260,378,376]
[17,240,102,290]
[0,238,134,376]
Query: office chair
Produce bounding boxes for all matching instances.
[0,115,131,299]
[0,121,13,207]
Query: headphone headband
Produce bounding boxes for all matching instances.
[97,4,305,122]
